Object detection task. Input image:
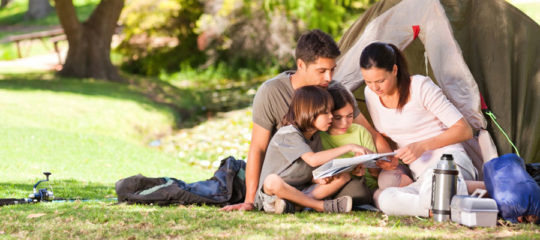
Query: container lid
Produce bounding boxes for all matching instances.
[451,195,499,212]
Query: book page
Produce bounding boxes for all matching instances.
[312,152,396,179]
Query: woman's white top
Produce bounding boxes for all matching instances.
[365,75,466,177]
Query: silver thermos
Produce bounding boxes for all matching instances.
[431,154,459,222]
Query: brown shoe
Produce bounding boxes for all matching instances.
[323,196,352,213]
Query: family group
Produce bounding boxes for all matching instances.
[221,29,485,217]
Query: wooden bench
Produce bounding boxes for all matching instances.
[0,27,65,63]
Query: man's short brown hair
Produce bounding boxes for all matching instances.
[295,29,341,65]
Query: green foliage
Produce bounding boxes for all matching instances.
[117,0,377,83]
[160,61,278,87]
[117,0,206,76]
[262,0,375,38]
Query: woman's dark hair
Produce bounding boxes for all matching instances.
[282,86,334,133]
[360,42,411,111]
[296,29,341,65]
[328,85,355,111]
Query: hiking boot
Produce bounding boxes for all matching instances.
[323,196,352,213]
[274,198,296,214]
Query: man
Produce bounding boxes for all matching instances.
[221,29,396,211]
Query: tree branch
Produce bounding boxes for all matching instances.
[85,0,124,38]
[53,0,81,41]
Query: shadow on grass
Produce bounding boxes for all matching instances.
[0,72,258,128]
[0,179,115,200]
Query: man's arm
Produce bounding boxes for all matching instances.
[353,113,398,170]
[221,123,271,211]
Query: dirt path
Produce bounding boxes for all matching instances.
[0,49,65,72]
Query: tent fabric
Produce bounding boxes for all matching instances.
[335,0,540,163]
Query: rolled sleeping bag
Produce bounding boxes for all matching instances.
[483,153,540,224]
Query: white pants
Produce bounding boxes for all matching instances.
[376,149,476,217]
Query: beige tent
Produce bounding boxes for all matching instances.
[335,0,540,174]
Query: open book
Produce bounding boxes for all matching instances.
[312,152,396,180]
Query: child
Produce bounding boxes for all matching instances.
[320,85,413,205]
[254,86,371,214]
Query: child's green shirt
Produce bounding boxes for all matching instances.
[319,123,378,189]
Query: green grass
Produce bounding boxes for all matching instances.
[157,108,252,169]
[1,204,539,239]
[0,72,213,194]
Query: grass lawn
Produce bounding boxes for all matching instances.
[0,72,213,194]
[1,204,540,239]
[0,71,539,239]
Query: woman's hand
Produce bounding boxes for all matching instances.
[396,141,428,164]
[351,164,366,177]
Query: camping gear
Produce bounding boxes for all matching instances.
[431,154,459,222]
[334,0,540,168]
[0,172,54,206]
[450,189,498,227]
[483,154,540,224]
[29,172,54,201]
[116,156,246,206]
[526,163,540,187]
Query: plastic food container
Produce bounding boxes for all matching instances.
[450,189,499,227]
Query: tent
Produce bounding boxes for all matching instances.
[334,0,540,173]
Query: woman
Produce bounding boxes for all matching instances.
[360,42,478,217]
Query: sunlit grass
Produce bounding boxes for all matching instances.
[157,108,253,169]
[0,203,538,239]
[0,72,212,185]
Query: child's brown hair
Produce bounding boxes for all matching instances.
[328,85,355,112]
[282,86,334,133]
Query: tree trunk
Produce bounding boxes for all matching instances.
[54,0,124,82]
[1,0,13,9]
[26,0,53,20]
